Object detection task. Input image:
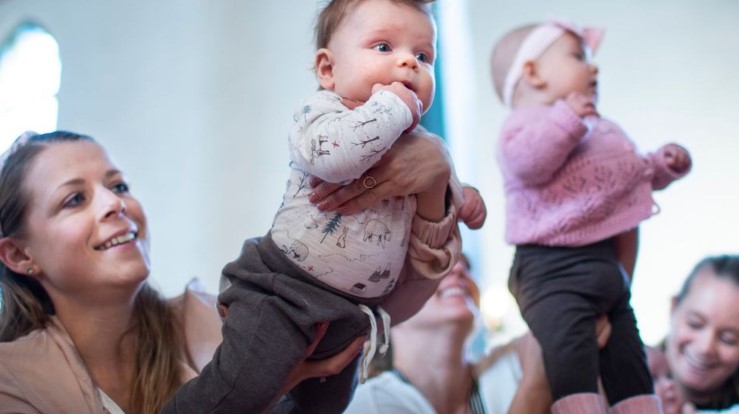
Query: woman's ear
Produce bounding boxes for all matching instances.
[522,60,546,88]
[315,48,335,90]
[0,238,35,276]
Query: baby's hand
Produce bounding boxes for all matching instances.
[564,92,598,118]
[654,375,696,414]
[663,143,691,174]
[458,186,487,229]
[341,97,365,110]
[373,82,422,132]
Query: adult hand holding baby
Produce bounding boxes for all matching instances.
[309,128,452,215]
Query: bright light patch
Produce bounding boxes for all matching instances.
[0,23,61,149]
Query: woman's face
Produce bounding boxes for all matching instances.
[667,268,739,398]
[19,141,150,304]
[403,258,480,331]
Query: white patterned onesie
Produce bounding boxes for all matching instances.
[271,89,420,299]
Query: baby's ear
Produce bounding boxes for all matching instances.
[522,60,546,88]
[315,48,335,90]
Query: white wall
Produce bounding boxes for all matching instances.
[465,0,739,344]
[1,0,737,346]
[0,0,321,297]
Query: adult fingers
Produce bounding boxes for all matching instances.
[307,322,330,356]
[595,314,612,349]
[313,170,387,213]
[304,336,365,379]
[309,180,344,205]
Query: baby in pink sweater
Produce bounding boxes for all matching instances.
[491,20,691,413]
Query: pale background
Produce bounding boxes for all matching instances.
[0,0,737,347]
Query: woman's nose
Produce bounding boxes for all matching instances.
[450,262,467,278]
[100,190,126,220]
[694,332,719,356]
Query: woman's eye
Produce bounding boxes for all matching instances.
[720,333,739,346]
[112,182,130,194]
[687,320,704,330]
[375,43,391,52]
[63,192,85,208]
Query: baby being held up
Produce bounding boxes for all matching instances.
[491,20,691,413]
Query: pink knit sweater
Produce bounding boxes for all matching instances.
[497,101,689,247]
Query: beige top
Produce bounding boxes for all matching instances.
[0,280,222,414]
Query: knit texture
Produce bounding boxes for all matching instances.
[497,101,688,247]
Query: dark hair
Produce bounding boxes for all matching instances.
[314,0,435,50]
[675,255,739,305]
[0,131,183,413]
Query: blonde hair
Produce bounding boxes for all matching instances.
[0,131,184,414]
[490,23,538,103]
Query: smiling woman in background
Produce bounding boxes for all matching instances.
[497,255,739,414]
[344,254,489,414]
[650,255,739,413]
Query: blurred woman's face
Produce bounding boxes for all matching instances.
[403,258,480,331]
[666,268,739,400]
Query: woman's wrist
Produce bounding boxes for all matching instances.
[415,177,449,222]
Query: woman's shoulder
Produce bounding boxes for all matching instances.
[474,338,520,374]
[168,278,218,310]
[0,322,99,412]
[0,327,56,362]
[474,339,524,414]
[345,371,435,414]
[168,278,223,373]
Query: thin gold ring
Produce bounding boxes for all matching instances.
[362,175,377,189]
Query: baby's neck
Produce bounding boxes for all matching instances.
[511,91,556,109]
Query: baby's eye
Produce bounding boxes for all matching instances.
[375,43,391,52]
[572,52,585,61]
[416,52,429,63]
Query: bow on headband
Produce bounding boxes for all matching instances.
[502,20,605,108]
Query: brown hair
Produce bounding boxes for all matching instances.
[0,131,183,414]
[314,0,436,50]
[490,23,538,102]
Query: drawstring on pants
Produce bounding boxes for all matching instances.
[357,305,391,383]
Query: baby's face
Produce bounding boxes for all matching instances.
[318,0,436,112]
[533,32,598,104]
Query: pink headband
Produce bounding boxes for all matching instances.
[502,20,604,108]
